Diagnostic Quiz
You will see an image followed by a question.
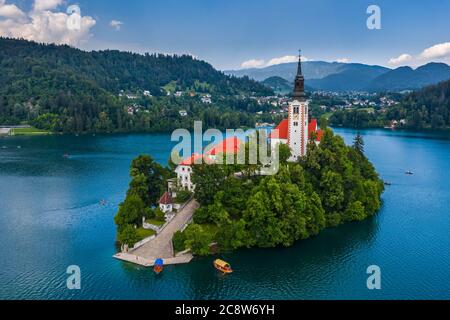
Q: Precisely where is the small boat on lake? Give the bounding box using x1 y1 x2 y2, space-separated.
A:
405 171 414 175
154 258 164 274
214 259 233 274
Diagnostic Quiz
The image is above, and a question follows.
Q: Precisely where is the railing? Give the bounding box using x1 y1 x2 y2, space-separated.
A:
131 235 156 251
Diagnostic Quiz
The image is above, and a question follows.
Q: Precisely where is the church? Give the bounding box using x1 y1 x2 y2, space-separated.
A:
270 53 323 162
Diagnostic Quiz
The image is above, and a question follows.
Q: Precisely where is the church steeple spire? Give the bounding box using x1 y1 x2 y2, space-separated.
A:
293 50 306 101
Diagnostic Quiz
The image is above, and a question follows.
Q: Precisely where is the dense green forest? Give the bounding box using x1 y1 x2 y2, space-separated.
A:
0 38 273 132
173 130 384 254
329 79 450 129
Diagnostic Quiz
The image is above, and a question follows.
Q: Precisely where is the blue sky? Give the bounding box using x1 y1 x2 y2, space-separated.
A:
1 0 450 70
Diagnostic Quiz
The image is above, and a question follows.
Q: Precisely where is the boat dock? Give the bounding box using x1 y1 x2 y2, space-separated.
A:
113 199 199 268
113 252 193 267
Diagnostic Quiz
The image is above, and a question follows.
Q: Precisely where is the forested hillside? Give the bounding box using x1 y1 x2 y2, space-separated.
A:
329 79 450 129
401 78 450 128
0 38 272 132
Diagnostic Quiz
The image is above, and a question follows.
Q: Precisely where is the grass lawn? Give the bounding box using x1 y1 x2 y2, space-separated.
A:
136 228 156 241
146 219 165 227
12 127 51 136
162 80 177 93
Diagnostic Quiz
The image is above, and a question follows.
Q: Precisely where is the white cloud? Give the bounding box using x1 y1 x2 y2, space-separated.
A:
33 0 62 12
420 42 450 60
241 59 265 69
336 58 349 63
0 1 25 20
388 53 413 65
0 0 96 46
240 54 312 69
266 55 298 66
109 20 123 31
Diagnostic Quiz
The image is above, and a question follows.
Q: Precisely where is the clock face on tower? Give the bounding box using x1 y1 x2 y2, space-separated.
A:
293 114 299 120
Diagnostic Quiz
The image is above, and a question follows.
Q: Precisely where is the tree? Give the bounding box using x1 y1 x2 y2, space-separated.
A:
130 155 168 206
319 116 328 129
191 163 227 205
115 195 146 232
117 224 139 247
353 132 365 154
127 173 150 206
304 191 326 235
216 219 248 251
183 224 212 256
278 143 292 165
320 170 344 213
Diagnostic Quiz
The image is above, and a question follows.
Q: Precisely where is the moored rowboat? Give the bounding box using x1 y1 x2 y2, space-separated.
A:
213 259 233 274
154 258 164 274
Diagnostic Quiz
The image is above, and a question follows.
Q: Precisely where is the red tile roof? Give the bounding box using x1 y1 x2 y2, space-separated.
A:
206 137 243 156
308 119 318 133
269 119 289 139
270 118 323 142
159 191 173 205
308 119 323 142
180 153 204 166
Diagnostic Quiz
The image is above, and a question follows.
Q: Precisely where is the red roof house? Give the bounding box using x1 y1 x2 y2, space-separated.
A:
206 137 243 156
269 119 289 139
159 191 173 205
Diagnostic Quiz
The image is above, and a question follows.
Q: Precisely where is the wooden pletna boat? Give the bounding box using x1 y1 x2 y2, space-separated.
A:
154 258 164 274
213 259 233 274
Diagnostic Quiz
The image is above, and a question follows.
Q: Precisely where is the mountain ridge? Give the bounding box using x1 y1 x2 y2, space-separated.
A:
226 61 450 92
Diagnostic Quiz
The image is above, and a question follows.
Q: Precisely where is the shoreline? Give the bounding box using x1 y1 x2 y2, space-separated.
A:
2 124 450 137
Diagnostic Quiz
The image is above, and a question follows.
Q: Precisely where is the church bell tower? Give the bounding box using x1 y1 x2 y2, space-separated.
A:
288 51 309 161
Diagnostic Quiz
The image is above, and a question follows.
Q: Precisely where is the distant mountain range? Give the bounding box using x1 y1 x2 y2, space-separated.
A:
226 61 450 93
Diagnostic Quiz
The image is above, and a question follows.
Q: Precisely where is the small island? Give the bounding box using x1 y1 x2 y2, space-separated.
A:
114 126 383 264
113 56 384 266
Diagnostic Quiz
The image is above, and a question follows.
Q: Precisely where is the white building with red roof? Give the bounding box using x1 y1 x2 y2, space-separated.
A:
175 153 204 192
174 137 243 192
270 53 323 161
159 191 174 214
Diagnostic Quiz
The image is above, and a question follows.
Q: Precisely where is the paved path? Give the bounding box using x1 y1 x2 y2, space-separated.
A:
127 199 199 261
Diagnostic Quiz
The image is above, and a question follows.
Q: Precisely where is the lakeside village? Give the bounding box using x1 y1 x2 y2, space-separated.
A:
114 54 385 274
118 80 406 132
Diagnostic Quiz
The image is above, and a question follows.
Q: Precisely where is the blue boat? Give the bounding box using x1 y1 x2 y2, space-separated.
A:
154 258 164 274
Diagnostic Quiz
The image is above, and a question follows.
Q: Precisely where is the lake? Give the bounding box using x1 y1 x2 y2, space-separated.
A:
0 128 449 300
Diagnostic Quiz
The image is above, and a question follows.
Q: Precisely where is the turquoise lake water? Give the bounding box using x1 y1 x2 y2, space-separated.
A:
0 128 449 300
